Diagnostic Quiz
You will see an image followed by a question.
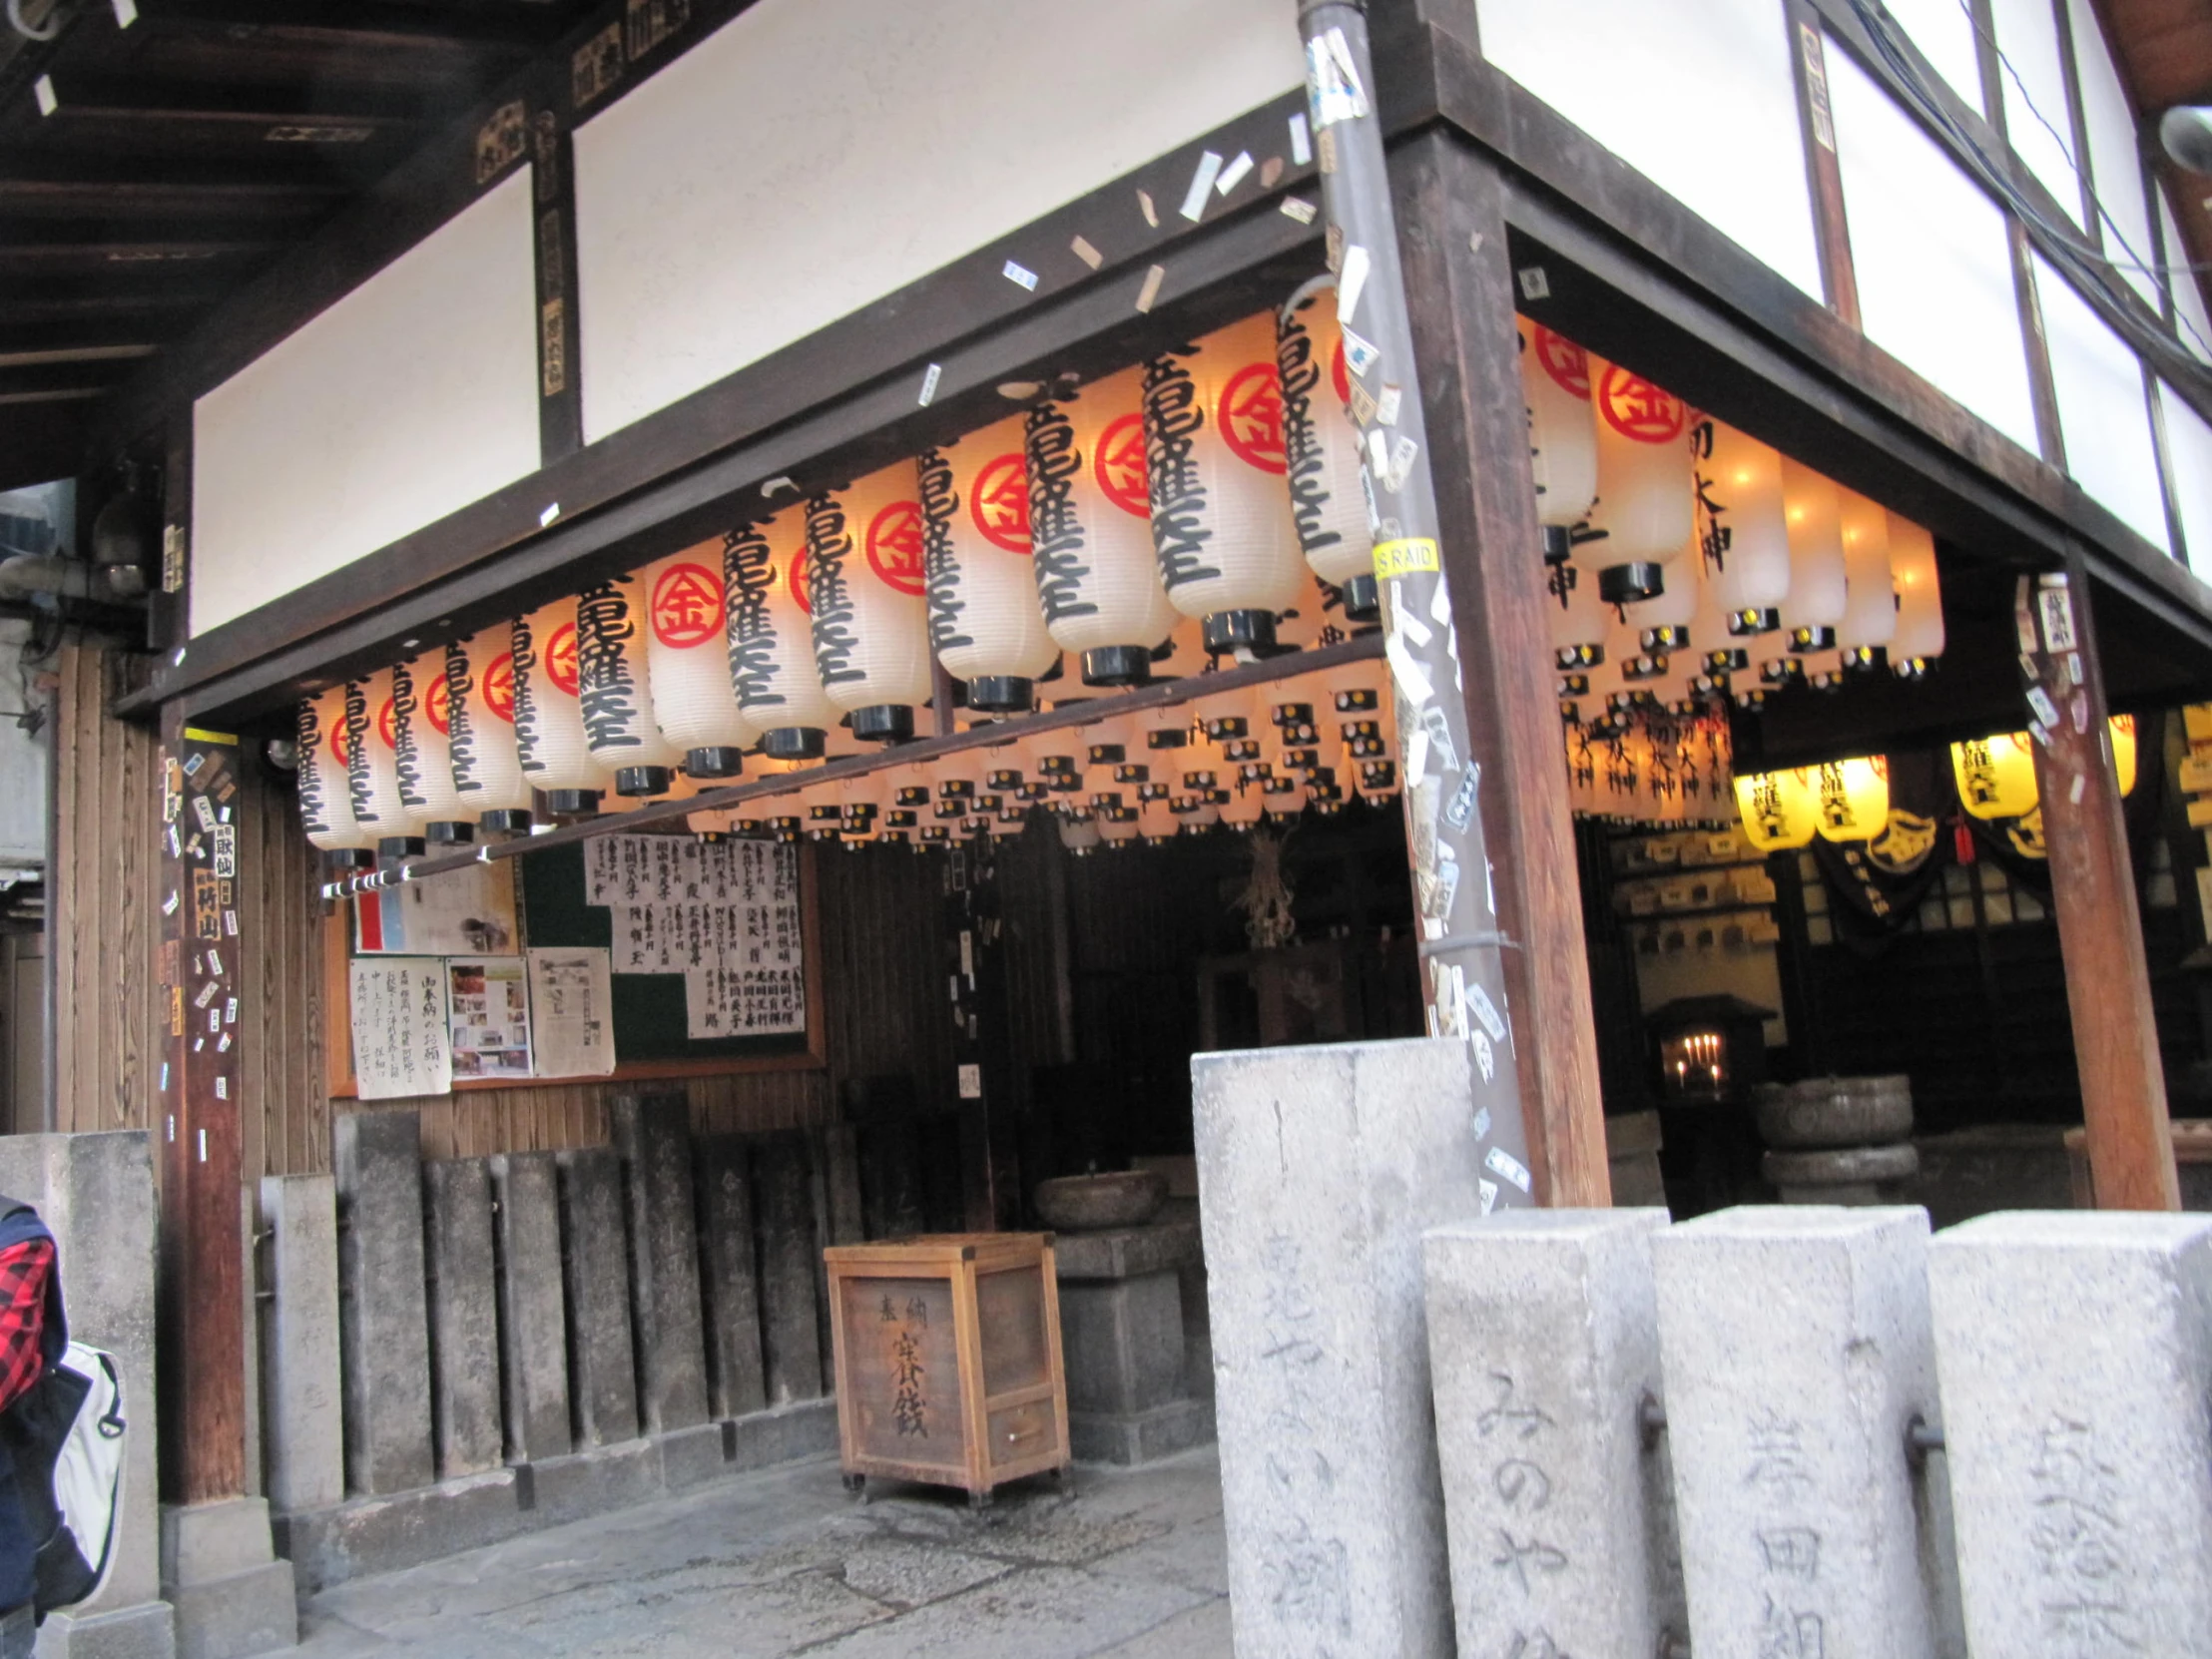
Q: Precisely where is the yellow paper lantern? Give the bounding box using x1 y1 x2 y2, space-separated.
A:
1814 756 1889 841
1950 732 2038 821
2111 714 2137 797
1733 767 1819 850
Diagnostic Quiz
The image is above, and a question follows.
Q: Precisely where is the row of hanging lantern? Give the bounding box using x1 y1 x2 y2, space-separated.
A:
296 293 1392 866
1726 717 2138 852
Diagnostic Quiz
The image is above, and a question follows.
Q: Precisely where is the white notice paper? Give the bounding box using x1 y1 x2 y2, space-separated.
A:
585 837 807 1039
348 957 451 1100
526 947 617 1078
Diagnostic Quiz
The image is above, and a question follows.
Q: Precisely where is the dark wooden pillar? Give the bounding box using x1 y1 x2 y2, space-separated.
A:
1389 131 1611 1206
155 708 250 1501
2019 566 2179 1210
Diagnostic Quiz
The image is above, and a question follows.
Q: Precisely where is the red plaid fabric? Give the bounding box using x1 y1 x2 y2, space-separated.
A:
0 1240 52 1414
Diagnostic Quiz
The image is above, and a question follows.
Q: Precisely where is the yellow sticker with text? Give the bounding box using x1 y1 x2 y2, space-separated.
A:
1372 538 1439 579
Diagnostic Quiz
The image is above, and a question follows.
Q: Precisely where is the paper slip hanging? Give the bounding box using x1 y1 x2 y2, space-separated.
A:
526 947 616 1078
348 956 451 1100
446 956 533 1081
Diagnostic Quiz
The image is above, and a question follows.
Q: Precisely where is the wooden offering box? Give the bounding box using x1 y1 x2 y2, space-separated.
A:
825 1233 1071 1504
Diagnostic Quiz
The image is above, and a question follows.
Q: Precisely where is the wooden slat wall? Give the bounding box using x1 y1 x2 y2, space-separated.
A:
51 641 159 1141
235 756 326 1181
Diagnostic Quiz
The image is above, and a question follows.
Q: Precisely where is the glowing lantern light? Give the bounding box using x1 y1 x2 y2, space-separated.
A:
1950 733 2039 820
809 459 933 742
920 414 1058 713
1546 549 1612 668
643 542 753 778
2111 714 2137 796
446 630 534 833
1887 514 1945 670
1814 756 1890 841
512 600 610 815
1218 774 1269 830
1688 549 1743 685
1144 312 1308 653
1624 529 1700 653
1582 354 1694 603
392 650 472 844
1837 491 1898 666
1060 816 1103 856
1779 458 1848 651
1734 767 1820 850
297 688 373 867
576 573 684 796
1517 317 1600 562
1279 283 1380 619
1702 421 1791 636
1026 364 1184 688
345 668 425 857
728 506 839 761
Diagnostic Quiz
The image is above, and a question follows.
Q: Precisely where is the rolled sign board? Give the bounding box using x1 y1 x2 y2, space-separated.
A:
808 458 932 742
1278 284 1379 617
1517 317 1599 553
1887 513 1945 669
512 600 609 815
921 413 1058 713
447 630 533 831
1701 420 1791 635
644 541 755 777
1144 311 1307 652
346 667 424 856
391 650 472 844
1778 456 1848 650
727 505 838 761
1026 363 1183 687
298 687 373 867
1582 353 1694 603
1837 489 1898 662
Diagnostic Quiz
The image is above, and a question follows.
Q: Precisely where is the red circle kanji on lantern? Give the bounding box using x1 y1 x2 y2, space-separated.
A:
546 623 581 696
377 697 398 753
425 672 451 736
651 562 724 649
1533 325 1591 399
1597 364 1684 443
482 653 516 723
326 717 349 770
968 454 1033 555
1219 361 1288 474
1095 413 1149 518
789 543 813 616
865 500 926 596
1331 336 1351 408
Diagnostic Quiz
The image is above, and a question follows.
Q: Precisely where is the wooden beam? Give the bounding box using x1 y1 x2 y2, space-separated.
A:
2018 562 2181 1209
0 173 343 220
1389 129 1610 1207
1784 0 1863 326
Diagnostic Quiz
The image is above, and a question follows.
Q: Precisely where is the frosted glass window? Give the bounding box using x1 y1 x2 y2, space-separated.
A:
573 0 1304 444
1829 49 2040 453
2066 0 2158 308
2160 185 2212 364
1880 0 1985 114
2035 252 2169 550
2159 383 2212 571
191 168 541 637
1474 0 1822 300
1987 0 2083 226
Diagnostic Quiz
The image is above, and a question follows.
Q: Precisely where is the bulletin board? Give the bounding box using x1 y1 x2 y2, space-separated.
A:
325 834 824 1098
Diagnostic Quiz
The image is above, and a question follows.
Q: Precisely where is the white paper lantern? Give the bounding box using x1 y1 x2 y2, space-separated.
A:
1583 354 1694 603
345 667 424 853
575 572 685 796
512 600 610 814
1687 550 1745 685
1546 549 1612 667
391 650 472 843
809 458 933 741
918 414 1059 714
1025 363 1185 688
1145 311 1308 652
727 507 839 761
1887 513 1945 668
1623 530 1700 652
446 629 534 832
1279 285 1379 615
297 688 373 865
641 540 754 777
1518 317 1599 554
1779 458 1848 650
1701 421 1792 635
1837 490 1898 663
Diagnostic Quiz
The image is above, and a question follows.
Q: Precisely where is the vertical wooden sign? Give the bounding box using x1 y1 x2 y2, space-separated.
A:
155 707 248 1503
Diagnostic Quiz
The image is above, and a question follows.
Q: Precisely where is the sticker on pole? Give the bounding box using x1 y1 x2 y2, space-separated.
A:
1306 27 1371 126
1485 1144 1532 1193
1373 538 1439 579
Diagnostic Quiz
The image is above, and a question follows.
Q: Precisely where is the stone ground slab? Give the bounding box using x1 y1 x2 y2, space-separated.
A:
292 1449 1232 1657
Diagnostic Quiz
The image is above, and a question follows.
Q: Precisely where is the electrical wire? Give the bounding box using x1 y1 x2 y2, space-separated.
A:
1850 0 2212 381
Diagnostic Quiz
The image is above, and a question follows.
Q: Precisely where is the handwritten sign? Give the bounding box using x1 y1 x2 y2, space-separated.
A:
526 947 616 1078
348 957 451 1100
585 835 806 1038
